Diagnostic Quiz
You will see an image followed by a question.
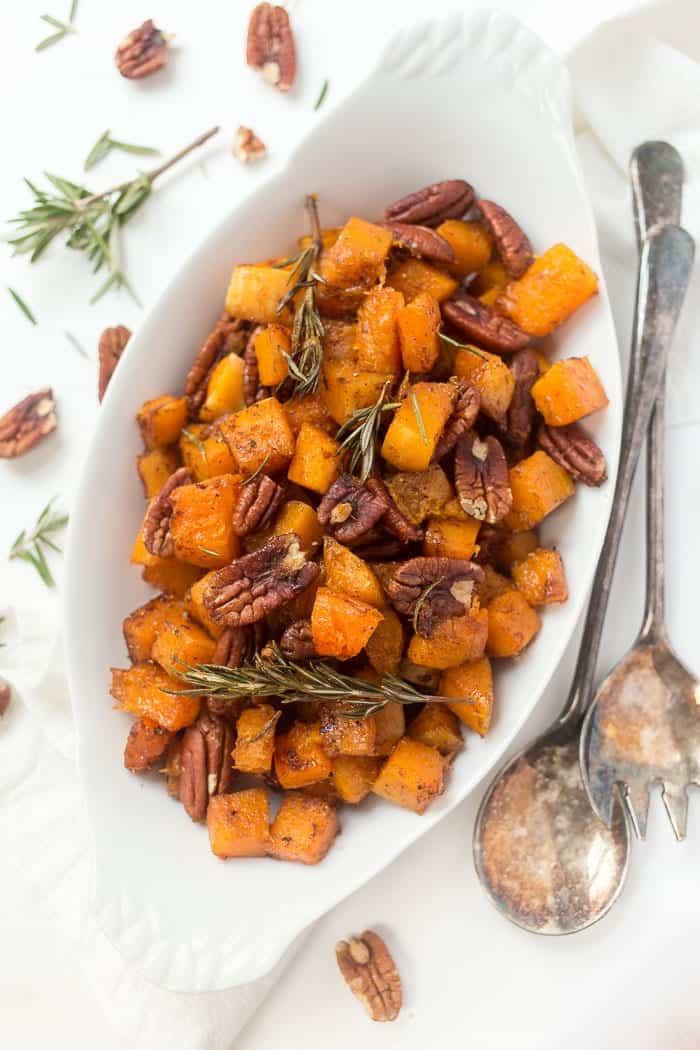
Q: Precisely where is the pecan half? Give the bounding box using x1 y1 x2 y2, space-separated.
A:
0 682 11 718
384 179 474 228
204 534 319 627
503 348 539 447
380 221 454 264
317 475 387 543
432 380 480 461
478 199 533 278
98 325 131 401
233 474 285 536
385 556 484 636
142 467 192 557
365 476 423 543
233 126 267 164
246 3 297 91
212 625 259 667
0 389 57 459
280 618 316 660
179 713 234 821
335 931 402 1022
243 327 270 405
442 293 530 352
184 313 248 417
455 434 512 524
115 20 169 79
537 423 607 486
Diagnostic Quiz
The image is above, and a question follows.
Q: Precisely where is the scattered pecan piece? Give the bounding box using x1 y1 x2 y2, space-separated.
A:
365 476 423 544
385 556 484 636
233 474 285 536
115 19 169 79
204 534 319 627
478 199 533 278
335 931 402 1022
0 388 57 459
0 682 11 718
432 380 480 461
442 293 531 352
124 718 173 773
180 712 235 821
384 179 474 228
455 434 512 524
243 327 270 405
142 467 193 557
280 618 316 660
472 524 502 565
233 125 267 164
246 3 297 91
163 735 182 798
537 423 607 486
503 348 539 446
184 313 248 417
317 475 387 543
98 325 131 401
380 221 454 264
212 625 258 667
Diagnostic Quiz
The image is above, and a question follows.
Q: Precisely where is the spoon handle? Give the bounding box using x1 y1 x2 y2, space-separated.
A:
560 223 694 726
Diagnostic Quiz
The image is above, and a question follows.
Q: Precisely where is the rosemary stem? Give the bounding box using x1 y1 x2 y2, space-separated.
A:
305 193 323 252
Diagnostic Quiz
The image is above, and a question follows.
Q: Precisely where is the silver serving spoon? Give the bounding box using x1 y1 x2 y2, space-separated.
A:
472 190 694 931
581 144 700 841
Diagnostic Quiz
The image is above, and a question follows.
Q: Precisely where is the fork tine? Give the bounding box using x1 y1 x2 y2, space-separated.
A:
622 781 650 840
661 783 688 841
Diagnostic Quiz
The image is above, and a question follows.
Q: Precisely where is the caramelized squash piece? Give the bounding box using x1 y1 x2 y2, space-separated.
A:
408 605 488 670
169 474 242 568
268 791 339 864
385 463 453 525
180 425 239 481
320 217 393 290
199 354 245 421
131 532 203 598
498 243 598 336
225 265 292 325
407 704 463 757
423 514 480 560
124 717 173 773
207 788 270 859
381 382 455 471
437 219 492 278
504 451 575 531
137 395 188 449
254 324 291 386
219 396 295 475
365 607 404 675
512 547 568 605
122 594 190 663
323 537 384 608
287 422 340 494
491 529 539 571
372 737 447 814
332 755 383 803
486 590 541 657
311 587 384 660
440 658 494 736
185 571 225 638
472 259 508 295
283 392 334 436
319 702 378 757
137 447 181 499
355 286 404 375
475 565 512 605
274 721 333 789
151 620 216 676
396 293 441 373
386 258 459 303
531 356 608 426
321 362 391 426
272 500 324 553
454 348 515 422
233 705 279 774
110 662 200 731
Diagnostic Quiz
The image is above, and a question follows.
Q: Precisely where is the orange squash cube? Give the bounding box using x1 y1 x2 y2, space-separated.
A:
207 788 270 859
454 348 515 422
408 605 488 670
475 565 512 605
254 324 292 386
298 227 342 252
283 392 334 436
372 738 447 814
131 531 203 598
384 463 453 525
386 257 459 303
322 319 359 364
224 264 292 325
180 425 239 482
407 704 463 757
365 607 404 676
504 451 575 531
287 422 340 494
440 658 494 736
321 362 391 426
268 792 339 864
124 717 173 773
355 286 404 375
151 620 216 676
332 755 383 803
486 590 541 657
185 571 225 638
110 662 200 731
323 537 384 608
531 356 608 426
472 259 509 295
437 220 492 278
396 292 441 373
381 382 455 471
274 721 333 788
272 500 324 553
423 514 481 560
512 547 568 605
319 702 378 756
320 217 393 290
122 594 190 663
498 243 598 337
311 587 384 660
137 447 181 499
219 396 295 475
490 529 539 571
199 354 245 421
169 474 242 568
137 395 188 449
233 705 279 774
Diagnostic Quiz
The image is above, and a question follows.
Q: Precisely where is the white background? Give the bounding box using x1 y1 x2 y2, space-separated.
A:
2 1 700 1048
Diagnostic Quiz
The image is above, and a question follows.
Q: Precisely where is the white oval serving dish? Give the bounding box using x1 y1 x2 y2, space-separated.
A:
65 9 622 992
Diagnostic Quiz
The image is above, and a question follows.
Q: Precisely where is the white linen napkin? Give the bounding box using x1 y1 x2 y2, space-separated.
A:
2 2 699 1047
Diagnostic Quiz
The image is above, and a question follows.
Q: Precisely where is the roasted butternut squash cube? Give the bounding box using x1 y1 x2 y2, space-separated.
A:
365 607 404 675
225 264 292 325
207 788 270 859
323 537 384 608
132 532 203 597
454 348 515 422
274 721 333 788
254 324 291 386
268 791 339 864
504 451 575 531
381 382 455 471
124 717 173 773
440 658 494 736
491 529 539 571
531 356 608 426
110 662 200 731
385 463 453 525
185 571 225 638
233 704 279 774
423 514 481 560
321 362 391 426
137 447 181 499
319 702 378 756
310 587 384 660
284 392 334 436
272 500 324 553
486 590 541 657
512 547 568 605
372 737 447 814
386 257 459 302
180 425 239 481
219 396 295 475
137 395 188 449
437 219 492 278
287 422 340 494
151 620 216 676
479 287 502 307
407 704 463 757
198 353 246 422
475 565 512 605
408 605 488 670
331 755 383 803
169 474 242 568
373 701 406 755
498 243 598 336
122 594 191 663
396 292 441 373
322 319 358 364
355 286 404 375
472 259 509 295
319 217 393 290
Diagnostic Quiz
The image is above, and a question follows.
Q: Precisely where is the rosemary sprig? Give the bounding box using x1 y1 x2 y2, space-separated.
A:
171 643 447 718
242 453 271 486
7 287 37 325
276 194 325 397
249 709 282 742
314 79 330 111
409 388 428 445
198 546 220 559
8 126 219 304
181 427 206 455
65 330 88 357
412 576 444 633
9 498 68 588
335 379 399 482
36 2 77 51
84 130 161 171
438 330 488 359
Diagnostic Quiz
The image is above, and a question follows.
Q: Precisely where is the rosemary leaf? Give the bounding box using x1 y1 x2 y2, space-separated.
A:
84 130 112 171
9 498 68 588
409 388 428 445
181 427 206 454
69 0 78 20
314 79 330 111
65 330 89 357
438 330 487 359
275 195 325 397
335 380 398 482
412 576 444 633
109 138 161 159
7 287 37 325
36 29 68 51
248 709 282 743
198 546 220 559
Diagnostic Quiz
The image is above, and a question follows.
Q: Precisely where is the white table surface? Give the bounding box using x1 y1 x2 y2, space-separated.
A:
2 2 700 1048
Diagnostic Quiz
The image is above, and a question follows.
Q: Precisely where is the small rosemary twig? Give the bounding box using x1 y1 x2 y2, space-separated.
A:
314 79 330 111
7 287 37 325
36 1 78 51
84 130 160 172
9 498 68 588
276 194 325 397
335 380 399 482
412 577 444 633
438 330 488 359
181 428 206 455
